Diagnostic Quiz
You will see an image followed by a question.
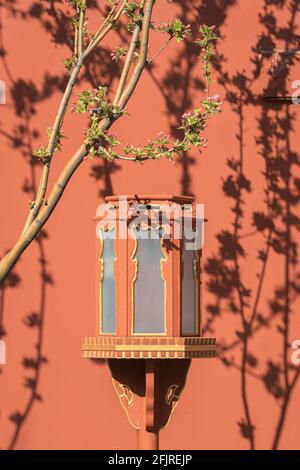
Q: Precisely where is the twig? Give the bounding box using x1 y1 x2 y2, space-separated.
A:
78 3 86 57
91 0 121 47
114 23 141 105
74 21 79 56
147 37 172 65
118 0 156 109
85 1 126 56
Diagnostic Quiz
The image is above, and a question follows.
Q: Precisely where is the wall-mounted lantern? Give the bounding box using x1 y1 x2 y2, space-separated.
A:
82 194 216 450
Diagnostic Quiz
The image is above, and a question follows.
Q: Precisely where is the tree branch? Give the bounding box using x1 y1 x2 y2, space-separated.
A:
0 119 110 284
0 1 156 285
90 0 122 48
114 23 141 105
21 2 126 235
118 0 156 109
84 1 126 56
78 2 86 57
147 37 172 65
21 57 84 235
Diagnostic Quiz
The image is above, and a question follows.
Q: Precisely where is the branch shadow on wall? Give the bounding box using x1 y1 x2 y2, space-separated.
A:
145 0 236 195
203 0 300 450
0 0 122 446
2 0 300 451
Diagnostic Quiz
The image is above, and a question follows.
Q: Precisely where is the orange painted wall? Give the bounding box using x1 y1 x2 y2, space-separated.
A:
1 0 300 450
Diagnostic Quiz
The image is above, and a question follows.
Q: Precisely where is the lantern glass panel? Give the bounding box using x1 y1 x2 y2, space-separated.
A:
133 228 166 334
181 235 198 335
100 229 117 334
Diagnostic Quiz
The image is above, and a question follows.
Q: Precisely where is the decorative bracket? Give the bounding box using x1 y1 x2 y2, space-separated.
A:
108 359 191 449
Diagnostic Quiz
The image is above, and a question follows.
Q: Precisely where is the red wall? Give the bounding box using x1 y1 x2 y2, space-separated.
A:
1 0 300 450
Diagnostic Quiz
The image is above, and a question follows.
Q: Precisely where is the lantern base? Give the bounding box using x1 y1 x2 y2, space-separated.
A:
82 336 216 359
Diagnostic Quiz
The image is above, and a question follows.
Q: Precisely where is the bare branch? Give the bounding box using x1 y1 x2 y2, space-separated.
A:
85 1 126 57
21 57 84 234
147 37 172 65
78 2 86 57
21 1 126 235
116 155 150 161
91 0 121 44
74 21 79 56
114 23 141 105
118 0 156 109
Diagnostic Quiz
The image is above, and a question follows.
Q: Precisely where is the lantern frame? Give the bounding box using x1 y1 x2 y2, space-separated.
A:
82 194 216 359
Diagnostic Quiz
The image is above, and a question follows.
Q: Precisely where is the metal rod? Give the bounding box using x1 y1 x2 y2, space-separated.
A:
137 429 159 450
137 359 159 450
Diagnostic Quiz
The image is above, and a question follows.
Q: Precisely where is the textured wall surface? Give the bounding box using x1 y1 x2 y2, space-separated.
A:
1 0 300 450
